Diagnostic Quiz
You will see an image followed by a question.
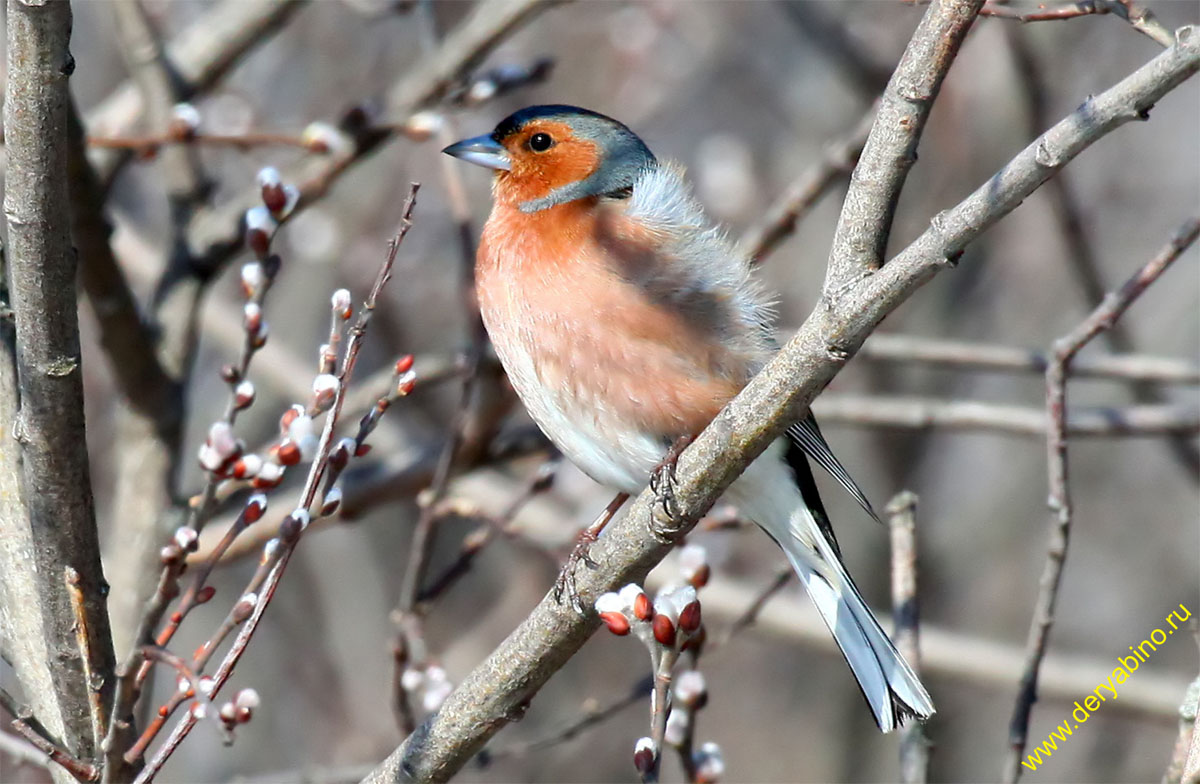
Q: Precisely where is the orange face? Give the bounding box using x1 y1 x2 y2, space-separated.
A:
492 120 602 208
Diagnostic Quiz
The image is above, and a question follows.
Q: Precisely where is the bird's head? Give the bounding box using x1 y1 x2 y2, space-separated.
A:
443 105 655 213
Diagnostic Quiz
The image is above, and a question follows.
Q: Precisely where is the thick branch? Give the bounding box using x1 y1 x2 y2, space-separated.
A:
364 24 1200 784
823 0 984 292
3 0 117 762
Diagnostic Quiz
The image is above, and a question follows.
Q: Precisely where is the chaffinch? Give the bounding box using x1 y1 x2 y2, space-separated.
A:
444 104 933 731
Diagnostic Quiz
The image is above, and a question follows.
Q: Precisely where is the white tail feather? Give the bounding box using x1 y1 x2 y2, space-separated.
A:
726 451 934 732
785 527 934 731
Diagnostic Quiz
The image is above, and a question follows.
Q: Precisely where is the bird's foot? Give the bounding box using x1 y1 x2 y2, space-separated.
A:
552 492 630 614
648 435 693 542
553 529 600 614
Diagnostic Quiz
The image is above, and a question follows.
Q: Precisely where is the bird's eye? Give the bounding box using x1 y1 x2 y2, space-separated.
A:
528 132 554 152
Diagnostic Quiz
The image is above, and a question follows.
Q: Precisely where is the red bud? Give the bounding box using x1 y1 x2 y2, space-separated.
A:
653 614 675 646
633 592 654 621
599 611 631 636
678 601 702 634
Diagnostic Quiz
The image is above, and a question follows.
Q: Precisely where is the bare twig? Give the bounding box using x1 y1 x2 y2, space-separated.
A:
4 0 118 762
363 30 1200 783
811 395 1199 437
886 492 931 784
182 0 561 276
979 0 1175 47
88 0 305 185
858 333 1200 384
1002 216 1200 783
741 106 876 265
1003 23 1200 480
134 187 420 784
1 688 96 782
823 0 984 294
485 677 652 761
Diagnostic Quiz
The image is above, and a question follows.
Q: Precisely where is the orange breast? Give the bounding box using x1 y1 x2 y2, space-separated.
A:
477 201 747 440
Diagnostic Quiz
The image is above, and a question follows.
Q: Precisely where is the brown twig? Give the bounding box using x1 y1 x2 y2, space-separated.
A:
364 31 1200 784
886 492 932 784
1002 216 1200 783
133 186 420 783
4 0 119 763
181 0 560 277
823 0 984 294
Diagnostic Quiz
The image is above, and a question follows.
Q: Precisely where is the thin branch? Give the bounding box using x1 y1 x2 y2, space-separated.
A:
3 0 118 762
811 395 1199 437
979 0 1175 47
485 677 652 762
362 30 1200 783
1003 216 1200 783
1003 22 1200 480
133 186 420 784
823 0 984 294
858 333 1200 384
886 492 931 784
741 106 876 265
87 0 305 185
181 0 561 277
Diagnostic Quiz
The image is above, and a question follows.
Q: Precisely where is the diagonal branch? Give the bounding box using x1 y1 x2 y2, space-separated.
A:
364 19 1200 784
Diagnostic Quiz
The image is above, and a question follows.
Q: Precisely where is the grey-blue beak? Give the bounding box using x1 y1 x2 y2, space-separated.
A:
442 134 511 171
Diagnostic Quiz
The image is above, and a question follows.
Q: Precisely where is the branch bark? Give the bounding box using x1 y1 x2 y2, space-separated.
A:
823 0 984 293
364 18 1200 784
3 0 117 764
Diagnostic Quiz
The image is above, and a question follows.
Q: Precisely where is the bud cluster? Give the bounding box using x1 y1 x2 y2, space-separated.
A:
596 583 703 652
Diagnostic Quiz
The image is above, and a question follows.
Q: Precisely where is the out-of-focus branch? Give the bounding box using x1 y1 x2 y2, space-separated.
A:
858 333 1200 384
182 0 562 276
3 0 118 765
741 106 876 265
1003 23 1200 481
823 0 984 293
811 395 1199 437
646 571 1189 720
87 0 305 185
364 23 1200 784
1003 216 1200 783
886 492 931 784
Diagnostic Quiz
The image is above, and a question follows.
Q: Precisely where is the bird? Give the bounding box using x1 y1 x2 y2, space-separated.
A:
443 104 934 731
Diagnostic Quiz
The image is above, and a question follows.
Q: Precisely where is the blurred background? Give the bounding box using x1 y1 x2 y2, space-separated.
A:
4 0 1199 781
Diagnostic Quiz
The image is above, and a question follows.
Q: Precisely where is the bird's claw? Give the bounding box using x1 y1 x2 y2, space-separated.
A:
649 435 692 541
553 530 599 614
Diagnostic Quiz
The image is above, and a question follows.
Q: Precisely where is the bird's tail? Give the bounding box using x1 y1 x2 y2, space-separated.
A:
781 522 934 732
